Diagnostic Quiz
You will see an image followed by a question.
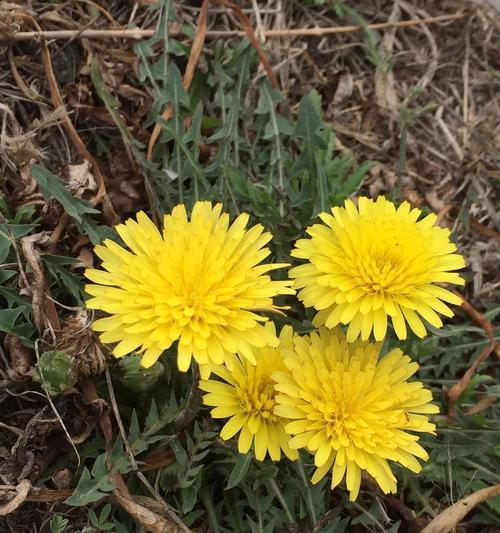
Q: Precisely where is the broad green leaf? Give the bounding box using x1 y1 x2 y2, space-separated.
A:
226 452 253 490
0 307 25 333
49 515 69 533
0 270 17 283
294 92 323 140
0 286 32 311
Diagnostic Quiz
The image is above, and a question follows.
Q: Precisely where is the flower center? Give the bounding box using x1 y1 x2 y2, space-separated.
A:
338 222 433 297
318 398 361 440
238 383 277 421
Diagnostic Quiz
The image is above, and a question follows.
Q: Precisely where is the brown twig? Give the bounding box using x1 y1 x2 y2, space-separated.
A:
447 294 499 417
47 212 71 253
465 395 497 416
0 485 72 503
0 480 31 516
3 12 466 41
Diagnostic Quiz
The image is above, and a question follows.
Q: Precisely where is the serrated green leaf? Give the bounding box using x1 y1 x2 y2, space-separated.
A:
31 165 99 222
64 466 115 506
129 409 141 444
146 399 160 428
43 256 84 303
0 222 38 263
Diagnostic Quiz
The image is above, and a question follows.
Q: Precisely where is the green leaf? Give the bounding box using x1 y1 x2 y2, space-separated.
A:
431 433 497 463
81 219 116 245
256 81 283 114
333 160 375 202
226 452 253 490
43 255 84 303
294 92 323 140
0 286 32 314
485 385 500 397
89 509 100 528
0 270 17 283
30 164 99 222
12 204 37 224
99 503 112 523
30 165 112 245
165 62 190 108
49 514 69 533
292 93 328 214
42 254 76 266
64 466 116 506
0 222 38 263
0 307 25 334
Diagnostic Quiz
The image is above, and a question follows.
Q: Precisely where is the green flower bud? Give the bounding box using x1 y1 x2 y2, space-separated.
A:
116 354 164 392
34 350 77 395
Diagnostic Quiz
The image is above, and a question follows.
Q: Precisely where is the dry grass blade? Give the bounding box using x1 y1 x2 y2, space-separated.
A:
12 13 118 225
447 294 499 416
469 218 500 240
147 0 210 160
421 484 500 533
375 0 400 113
21 234 60 334
211 0 278 88
113 485 184 533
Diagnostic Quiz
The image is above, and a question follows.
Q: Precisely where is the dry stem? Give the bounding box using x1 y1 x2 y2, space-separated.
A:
3 12 465 41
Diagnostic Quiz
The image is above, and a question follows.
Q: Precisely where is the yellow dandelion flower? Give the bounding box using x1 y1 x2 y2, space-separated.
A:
200 324 298 462
85 201 294 372
273 327 439 501
290 196 465 342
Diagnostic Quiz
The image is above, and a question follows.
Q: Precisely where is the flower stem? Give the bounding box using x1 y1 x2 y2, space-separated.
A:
269 478 294 524
175 362 202 431
296 454 318 527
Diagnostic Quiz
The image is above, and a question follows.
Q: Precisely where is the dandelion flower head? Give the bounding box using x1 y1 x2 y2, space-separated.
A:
273 327 438 501
85 202 293 372
290 196 465 342
200 324 298 462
